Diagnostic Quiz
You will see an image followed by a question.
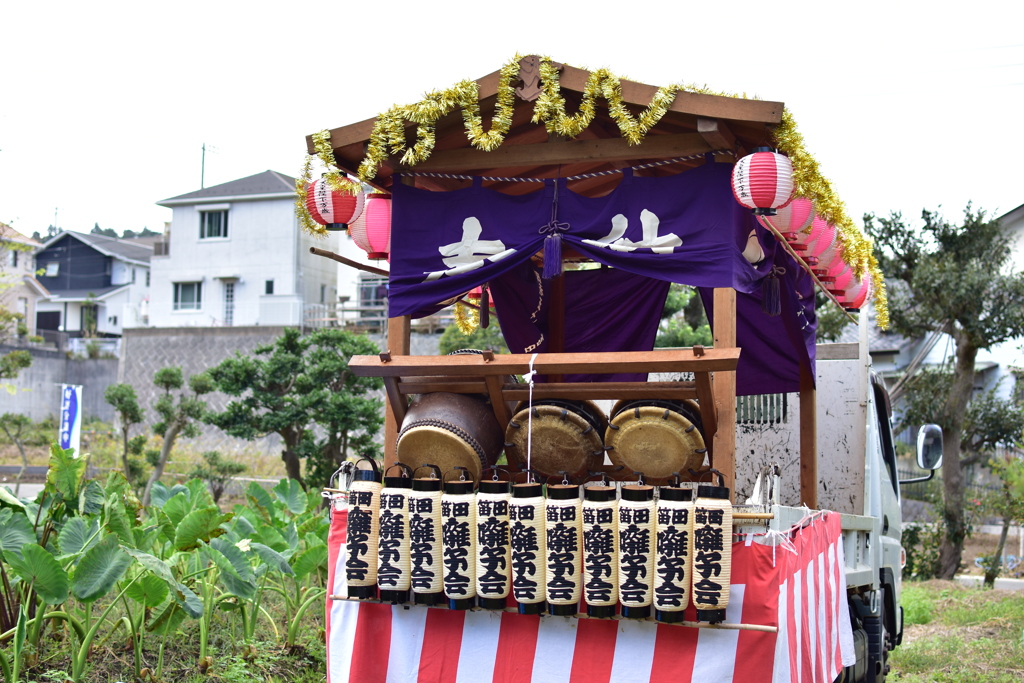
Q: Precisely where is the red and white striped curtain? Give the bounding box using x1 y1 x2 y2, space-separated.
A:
326 505 854 683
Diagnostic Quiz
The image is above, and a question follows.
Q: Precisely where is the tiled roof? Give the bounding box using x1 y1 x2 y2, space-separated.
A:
58 232 153 263
0 223 40 246
158 170 296 205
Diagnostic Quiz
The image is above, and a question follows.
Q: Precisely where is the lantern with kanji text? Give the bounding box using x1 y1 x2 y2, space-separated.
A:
305 177 364 230
731 147 795 216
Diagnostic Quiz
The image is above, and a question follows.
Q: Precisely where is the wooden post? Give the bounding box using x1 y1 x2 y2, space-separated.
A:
799 359 818 509
712 288 736 500
383 315 411 469
548 275 566 382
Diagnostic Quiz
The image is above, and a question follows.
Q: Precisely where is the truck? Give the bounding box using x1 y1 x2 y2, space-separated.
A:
311 54 942 683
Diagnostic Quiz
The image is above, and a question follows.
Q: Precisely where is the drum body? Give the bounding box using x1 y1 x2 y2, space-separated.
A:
397 392 504 483
605 399 706 480
505 399 606 479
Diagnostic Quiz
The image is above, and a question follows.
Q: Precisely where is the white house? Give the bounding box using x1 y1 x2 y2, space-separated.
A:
33 231 152 337
150 170 339 328
1 224 48 337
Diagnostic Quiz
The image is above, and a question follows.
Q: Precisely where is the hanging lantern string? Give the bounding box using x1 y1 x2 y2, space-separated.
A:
399 150 734 183
524 352 539 482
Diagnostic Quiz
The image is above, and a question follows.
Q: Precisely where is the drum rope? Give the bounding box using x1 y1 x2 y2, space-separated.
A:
524 352 539 481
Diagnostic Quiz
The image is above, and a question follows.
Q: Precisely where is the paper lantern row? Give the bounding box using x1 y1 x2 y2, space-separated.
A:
344 473 735 624
305 180 392 260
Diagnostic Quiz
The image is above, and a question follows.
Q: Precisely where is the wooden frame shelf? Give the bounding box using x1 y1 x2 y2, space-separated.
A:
349 347 740 468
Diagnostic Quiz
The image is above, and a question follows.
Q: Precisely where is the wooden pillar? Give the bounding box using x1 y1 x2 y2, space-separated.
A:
383 315 411 469
799 359 818 509
712 288 736 500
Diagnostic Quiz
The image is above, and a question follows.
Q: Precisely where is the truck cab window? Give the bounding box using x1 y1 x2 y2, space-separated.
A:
872 377 899 496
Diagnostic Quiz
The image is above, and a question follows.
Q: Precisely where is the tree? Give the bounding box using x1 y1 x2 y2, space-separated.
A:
439 318 510 355
0 413 33 494
204 327 383 488
865 205 1024 578
980 455 1024 588
141 366 214 505
655 284 712 348
104 383 145 480
90 223 118 239
188 451 246 503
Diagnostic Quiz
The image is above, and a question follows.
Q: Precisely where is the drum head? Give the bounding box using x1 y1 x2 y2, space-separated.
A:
505 401 606 479
605 404 706 480
397 425 487 483
612 398 703 433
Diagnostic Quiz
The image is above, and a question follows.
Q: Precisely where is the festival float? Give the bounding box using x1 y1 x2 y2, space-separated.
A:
304 55 937 683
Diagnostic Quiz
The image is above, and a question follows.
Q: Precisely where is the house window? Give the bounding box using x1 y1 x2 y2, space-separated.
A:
320 284 326 304
6 249 17 268
132 268 136 284
173 282 203 310
736 393 788 424
45 262 59 277
358 275 388 319
265 279 274 295
146 270 150 287
224 282 235 326
200 210 228 239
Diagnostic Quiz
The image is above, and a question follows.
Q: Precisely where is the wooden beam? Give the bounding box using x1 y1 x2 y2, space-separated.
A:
412 133 711 172
696 118 737 153
351 348 741 377
383 315 411 469
799 359 818 509
557 64 783 124
502 381 698 402
712 288 737 501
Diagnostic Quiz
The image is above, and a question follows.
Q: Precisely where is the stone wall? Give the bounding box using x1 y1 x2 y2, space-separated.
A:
0 345 119 422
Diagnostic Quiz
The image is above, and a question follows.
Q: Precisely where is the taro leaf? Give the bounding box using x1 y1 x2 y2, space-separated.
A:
233 514 256 537
303 532 326 548
210 537 253 581
0 510 37 562
104 493 135 548
185 478 214 508
283 522 300 550
122 546 203 618
162 493 192 528
46 443 86 504
254 524 288 553
297 514 328 539
71 533 131 602
147 600 187 634
0 485 26 510
154 509 176 545
104 470 142 517
205 543 256 601
273 479 307 515
12 543 69 604
246 482 276 523
250 542 294 575
125 573 169 607
290 544 328 579
174 506 233 551
78 480 105 515
149 481 189 508
58 517 100 556
133 524 162 550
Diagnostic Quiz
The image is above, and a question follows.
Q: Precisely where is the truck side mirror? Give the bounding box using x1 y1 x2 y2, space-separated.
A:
916 424 943 471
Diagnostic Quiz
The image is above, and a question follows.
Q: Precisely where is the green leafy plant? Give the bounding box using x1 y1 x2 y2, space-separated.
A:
188 451 247 503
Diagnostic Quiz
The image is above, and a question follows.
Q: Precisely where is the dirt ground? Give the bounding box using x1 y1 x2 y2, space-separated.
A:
961 531 1024 577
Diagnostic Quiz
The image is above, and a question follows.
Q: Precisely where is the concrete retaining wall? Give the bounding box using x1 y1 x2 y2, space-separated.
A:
0 345 119 422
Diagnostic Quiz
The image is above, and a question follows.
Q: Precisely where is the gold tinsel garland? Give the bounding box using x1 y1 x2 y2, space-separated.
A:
454 301 479 335
296 55 888 327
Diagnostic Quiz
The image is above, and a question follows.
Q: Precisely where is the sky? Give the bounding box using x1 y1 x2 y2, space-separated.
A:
1 1 1022 240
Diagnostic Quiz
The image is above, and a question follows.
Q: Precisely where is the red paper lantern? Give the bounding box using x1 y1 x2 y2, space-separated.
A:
305 178 364 230
731 147 795 215
351 193 391 259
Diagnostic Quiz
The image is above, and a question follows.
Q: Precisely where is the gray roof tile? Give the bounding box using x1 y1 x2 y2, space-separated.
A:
158 170 296 205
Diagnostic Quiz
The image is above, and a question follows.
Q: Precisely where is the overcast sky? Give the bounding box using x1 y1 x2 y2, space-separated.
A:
2 1 1022 239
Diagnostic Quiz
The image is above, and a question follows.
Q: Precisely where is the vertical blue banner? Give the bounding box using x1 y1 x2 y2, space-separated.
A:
59 384 82 456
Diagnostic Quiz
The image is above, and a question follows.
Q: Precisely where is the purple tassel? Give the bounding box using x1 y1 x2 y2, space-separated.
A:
762 267 782 316
543 232 563 279
480 284 490 328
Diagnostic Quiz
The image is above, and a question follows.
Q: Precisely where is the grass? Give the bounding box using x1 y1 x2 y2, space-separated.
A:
891 580 1024 682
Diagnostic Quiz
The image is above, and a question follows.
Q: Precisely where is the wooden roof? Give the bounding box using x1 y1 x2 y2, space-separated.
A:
305 57 784 198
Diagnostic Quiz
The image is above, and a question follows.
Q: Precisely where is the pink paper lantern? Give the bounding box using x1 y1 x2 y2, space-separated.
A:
305 178 364 230
805 223 837 259
351 193 391 259
731 147 795 215
841 274 872 309
770 197 814 233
